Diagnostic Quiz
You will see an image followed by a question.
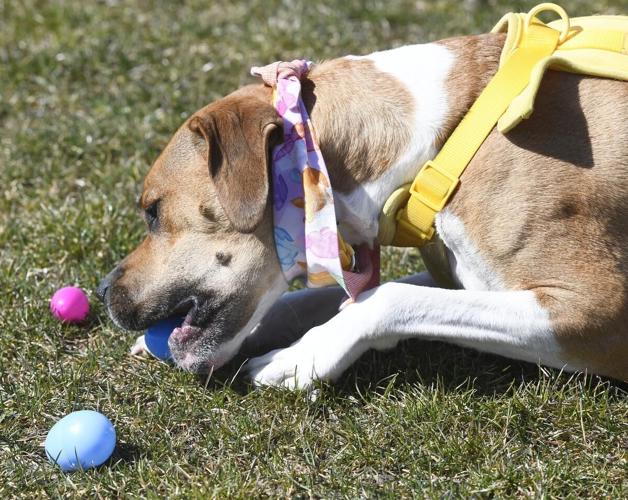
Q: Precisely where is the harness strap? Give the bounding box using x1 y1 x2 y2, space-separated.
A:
559 29 627 52
390 20 560 247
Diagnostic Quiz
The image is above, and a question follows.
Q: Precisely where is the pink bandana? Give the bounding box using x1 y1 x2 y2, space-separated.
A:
251 60 379 301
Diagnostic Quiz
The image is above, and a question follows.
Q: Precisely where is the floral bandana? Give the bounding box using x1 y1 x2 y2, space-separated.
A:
251 60 379 301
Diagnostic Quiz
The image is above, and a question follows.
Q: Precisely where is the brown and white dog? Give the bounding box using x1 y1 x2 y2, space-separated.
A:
97 32 628 387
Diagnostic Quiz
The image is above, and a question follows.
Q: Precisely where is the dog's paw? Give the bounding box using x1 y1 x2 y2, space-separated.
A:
246 323 363 389
246 346 319 389
130 334 150 357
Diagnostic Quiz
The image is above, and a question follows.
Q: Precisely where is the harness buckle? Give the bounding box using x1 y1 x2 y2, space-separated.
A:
394 216 434 246
408 160 460 213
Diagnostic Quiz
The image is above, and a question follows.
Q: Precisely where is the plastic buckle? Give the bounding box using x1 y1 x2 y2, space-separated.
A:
408 160 460 212
395 213 434 247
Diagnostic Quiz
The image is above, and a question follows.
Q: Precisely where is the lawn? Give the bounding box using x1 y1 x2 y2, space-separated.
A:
1 0 627 496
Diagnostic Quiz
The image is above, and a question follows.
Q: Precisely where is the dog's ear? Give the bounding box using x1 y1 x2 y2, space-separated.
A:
189 99 282 233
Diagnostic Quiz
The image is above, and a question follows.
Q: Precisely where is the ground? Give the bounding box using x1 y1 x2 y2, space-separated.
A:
1 0 627 497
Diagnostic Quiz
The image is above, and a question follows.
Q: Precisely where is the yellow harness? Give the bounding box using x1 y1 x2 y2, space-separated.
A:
378 3 628 258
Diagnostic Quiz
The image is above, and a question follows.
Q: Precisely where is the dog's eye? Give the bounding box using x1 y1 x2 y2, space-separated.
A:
144 201 159 231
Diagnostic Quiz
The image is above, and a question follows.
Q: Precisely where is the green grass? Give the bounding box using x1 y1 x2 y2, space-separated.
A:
1 0 627 496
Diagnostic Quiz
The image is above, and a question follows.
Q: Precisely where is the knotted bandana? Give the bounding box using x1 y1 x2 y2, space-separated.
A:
251 60 379 301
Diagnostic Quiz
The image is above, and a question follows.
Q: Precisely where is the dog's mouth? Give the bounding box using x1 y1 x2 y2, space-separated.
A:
162 295 237 372
167 297 206 346
171 319 203 346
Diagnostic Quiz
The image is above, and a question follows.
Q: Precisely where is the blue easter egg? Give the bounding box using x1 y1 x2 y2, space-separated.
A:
145 317 183 360
45 410 116 472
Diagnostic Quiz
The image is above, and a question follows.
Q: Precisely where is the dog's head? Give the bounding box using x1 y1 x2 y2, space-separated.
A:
97 85 289 372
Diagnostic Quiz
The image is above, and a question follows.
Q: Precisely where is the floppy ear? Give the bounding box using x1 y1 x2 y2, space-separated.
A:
188 99 282 233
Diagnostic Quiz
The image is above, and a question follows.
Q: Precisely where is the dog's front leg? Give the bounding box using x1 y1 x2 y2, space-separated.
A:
239 285 348 357
246 281 568 389
241 271 439 357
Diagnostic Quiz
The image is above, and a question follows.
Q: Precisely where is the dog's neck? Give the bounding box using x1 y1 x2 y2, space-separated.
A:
303 33 504 246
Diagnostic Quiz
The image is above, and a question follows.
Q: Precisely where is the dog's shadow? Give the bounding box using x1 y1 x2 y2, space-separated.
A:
200 339 627 399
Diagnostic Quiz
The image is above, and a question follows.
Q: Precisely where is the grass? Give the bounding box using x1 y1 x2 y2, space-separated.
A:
1 0 627 496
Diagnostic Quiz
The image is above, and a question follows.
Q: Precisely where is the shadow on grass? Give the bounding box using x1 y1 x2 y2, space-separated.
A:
110 440 147 466
200 339 628 400
349 343 628 403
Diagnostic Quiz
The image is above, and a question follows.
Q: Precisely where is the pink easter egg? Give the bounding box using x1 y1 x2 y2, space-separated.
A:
50 286 90 323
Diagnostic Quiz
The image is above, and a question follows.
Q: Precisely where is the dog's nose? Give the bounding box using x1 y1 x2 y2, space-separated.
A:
96 267 122 303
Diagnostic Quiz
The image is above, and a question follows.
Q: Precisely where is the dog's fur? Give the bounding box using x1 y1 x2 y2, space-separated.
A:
98 32 628 386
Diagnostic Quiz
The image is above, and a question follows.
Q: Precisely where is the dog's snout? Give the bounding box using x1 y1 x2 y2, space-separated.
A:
96 267 123 303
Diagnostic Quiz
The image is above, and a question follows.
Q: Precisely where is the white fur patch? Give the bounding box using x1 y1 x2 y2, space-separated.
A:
337 43 454 244
436 209 506 291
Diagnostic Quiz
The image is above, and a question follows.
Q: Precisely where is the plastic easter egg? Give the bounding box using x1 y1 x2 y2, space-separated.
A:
50 286 90 323
44 410 116 472
145 317 183 360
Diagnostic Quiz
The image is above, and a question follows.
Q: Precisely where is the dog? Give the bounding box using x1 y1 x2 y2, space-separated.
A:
97 31 628 388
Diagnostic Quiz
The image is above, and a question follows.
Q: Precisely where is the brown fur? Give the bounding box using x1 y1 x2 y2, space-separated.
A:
441 36 628 381
436 33 506 147
188 87 283 232
303 58 415 192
